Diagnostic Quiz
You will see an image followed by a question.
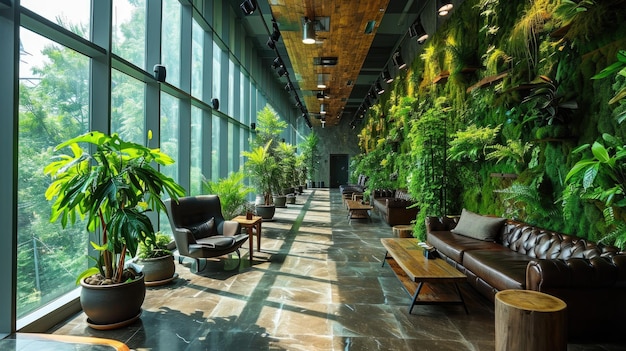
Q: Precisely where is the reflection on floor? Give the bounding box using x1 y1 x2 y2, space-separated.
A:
51 189 626 350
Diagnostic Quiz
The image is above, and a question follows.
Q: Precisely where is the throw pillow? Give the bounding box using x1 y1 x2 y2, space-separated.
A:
188 217 215 239
451 208 505 241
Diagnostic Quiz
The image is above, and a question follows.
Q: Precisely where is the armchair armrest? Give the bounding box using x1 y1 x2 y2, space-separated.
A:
222 220 241 236
425 216 459 232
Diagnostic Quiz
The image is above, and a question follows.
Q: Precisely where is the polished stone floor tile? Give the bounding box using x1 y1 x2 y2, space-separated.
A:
49 189 626 350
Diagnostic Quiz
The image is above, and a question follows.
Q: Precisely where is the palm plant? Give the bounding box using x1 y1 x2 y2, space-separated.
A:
242 141 278 205
44 131 185 284
202 170 253 219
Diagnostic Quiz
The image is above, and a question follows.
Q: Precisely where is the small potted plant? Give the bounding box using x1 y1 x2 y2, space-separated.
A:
44 131 185 329
242 141 278 219
136 232 176 286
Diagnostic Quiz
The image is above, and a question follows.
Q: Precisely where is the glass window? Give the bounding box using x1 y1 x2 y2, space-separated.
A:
21 0 91 40
159 92 180 231
228 58 235 117
162 0 181 88
111 69 146 144
211 113 220 181
190 106 203 195
17 28 90 318
191 20 204 99
228 122 234 172
212 42 221 102
112 0 146 70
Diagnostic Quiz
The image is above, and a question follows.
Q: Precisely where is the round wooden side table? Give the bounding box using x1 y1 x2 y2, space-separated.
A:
392 224 413 238
495 289 567 351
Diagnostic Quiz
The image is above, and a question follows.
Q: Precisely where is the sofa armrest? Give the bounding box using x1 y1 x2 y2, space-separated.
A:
425 216 459 232
526 256 625 290
222 220 242 236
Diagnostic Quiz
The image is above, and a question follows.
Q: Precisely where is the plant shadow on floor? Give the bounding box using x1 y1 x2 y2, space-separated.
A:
129 309 284 350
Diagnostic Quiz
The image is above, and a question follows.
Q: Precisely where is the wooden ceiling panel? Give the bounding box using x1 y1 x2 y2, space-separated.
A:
269 0 390 126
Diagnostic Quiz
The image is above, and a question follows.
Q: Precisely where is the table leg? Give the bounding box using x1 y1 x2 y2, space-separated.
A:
409 282 424 314
256 222 261 251
455 283 469 314
382 251 388 267
247 226 254 263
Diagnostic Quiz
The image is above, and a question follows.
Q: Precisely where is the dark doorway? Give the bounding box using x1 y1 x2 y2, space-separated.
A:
329 154 349 188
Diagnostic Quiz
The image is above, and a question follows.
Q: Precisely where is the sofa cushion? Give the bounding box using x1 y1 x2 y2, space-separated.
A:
428 231 505 264
451 209 506 241
189 217 215 239
463 250 532 291
387 198 413 208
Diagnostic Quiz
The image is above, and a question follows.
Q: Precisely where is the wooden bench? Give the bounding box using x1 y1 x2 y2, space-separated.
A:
381 238 468 314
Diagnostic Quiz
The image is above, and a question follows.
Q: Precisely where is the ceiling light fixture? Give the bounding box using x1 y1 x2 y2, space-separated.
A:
276 66 288 77
270 20 281 41
320 103 327 115
266 37 275 49
393 49 407 70
382 68 394 84
271 57 283 69
375 81 385 95
317 74 327 89
317 91 325 100
302 17 316 44
239 0 256 16
438 3 454 17
409 21 429 44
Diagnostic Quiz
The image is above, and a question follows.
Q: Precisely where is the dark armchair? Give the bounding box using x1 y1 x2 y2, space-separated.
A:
164 195 249 271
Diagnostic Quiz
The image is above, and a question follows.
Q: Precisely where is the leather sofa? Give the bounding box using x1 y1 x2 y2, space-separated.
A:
426 211 626 340
372 189 419 226
339 174 368 195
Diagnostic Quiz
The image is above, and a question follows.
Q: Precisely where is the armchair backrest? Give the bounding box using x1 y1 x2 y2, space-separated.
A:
165 195 228 234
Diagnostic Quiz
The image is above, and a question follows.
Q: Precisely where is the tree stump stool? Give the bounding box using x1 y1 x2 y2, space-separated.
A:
495 290 567 351
392 225 413 238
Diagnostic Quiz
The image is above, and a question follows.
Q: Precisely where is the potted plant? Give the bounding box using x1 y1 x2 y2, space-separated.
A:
136 232 176 286
202 170 254 219
242 141 278 219
44 131 185 329
300 131 319 188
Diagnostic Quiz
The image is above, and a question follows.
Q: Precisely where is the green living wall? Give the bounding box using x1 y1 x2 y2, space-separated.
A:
355 0 626 247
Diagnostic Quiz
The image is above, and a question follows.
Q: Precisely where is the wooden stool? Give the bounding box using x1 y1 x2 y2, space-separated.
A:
392 224 413 238
495 290 567 351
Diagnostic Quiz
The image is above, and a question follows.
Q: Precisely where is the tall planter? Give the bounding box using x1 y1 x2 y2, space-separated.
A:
80 274 146 329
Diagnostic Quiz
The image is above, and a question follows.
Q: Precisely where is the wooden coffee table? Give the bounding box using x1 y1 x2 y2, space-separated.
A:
345 199 373 223
381 238 468 314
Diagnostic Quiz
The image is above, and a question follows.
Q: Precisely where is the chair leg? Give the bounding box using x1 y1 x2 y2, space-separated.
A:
194 258 207 272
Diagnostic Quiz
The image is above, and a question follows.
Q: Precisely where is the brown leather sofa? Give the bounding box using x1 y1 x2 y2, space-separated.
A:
426 214 626 340
372 189 419 226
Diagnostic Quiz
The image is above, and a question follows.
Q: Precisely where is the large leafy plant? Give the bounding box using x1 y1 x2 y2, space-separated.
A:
202 170 253 219
242 141 278 205
565 135 626 248
44 131 185 284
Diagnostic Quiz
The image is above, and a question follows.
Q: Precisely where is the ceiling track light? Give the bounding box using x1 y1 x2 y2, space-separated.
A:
320 103 327 115
270 20 281 41
266 37 275 49
302 17 316 44
277 66 288 77
271 57 283 69
317 91 325 100
285 82 294 91
375 81 385 95
438 3 454 16
317 74 327 89
409 21 429 44
393 49 407 70
382 68 394 84
239 0 256 16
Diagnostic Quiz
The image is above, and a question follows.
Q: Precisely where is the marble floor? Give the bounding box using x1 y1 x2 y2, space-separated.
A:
51 189 626 350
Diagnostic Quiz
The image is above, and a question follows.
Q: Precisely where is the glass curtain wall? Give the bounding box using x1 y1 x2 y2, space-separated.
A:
4 0 305 333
